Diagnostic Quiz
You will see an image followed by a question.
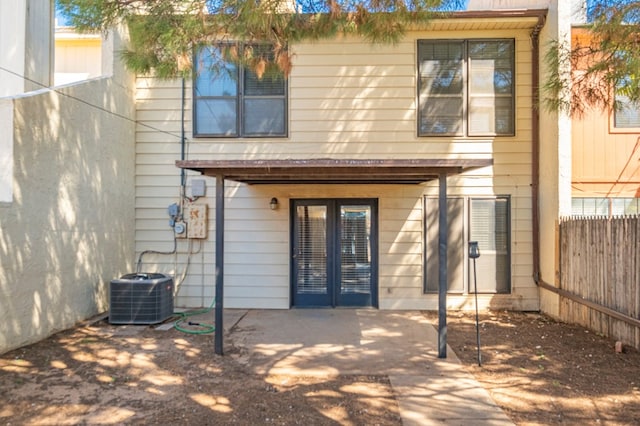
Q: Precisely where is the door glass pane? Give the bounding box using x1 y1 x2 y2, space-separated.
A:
340 206 371 294
296 205 327 294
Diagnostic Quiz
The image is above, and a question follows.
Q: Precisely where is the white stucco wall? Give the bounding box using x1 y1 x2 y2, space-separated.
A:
24 0 54 92
537 0 576 317
0 101 13 202
0 0 52 97
0 30 136 355
0 1 27 97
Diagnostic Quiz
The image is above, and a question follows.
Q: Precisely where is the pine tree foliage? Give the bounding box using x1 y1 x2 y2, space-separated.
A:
57 0 464 78
544 0 640 116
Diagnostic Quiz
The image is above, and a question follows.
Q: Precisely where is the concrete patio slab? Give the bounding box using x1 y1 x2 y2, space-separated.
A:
226 309 513 425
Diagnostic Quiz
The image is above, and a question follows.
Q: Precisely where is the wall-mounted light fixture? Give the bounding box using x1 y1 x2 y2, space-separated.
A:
270 197 279 210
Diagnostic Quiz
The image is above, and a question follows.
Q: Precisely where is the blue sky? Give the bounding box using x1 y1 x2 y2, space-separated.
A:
55 9 72 26
56 1 630 26
55 0 470 25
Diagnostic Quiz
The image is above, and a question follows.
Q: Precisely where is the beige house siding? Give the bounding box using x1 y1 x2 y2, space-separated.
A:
135 28 538 311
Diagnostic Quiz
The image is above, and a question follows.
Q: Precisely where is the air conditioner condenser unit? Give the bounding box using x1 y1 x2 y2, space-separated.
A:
109 273 174 325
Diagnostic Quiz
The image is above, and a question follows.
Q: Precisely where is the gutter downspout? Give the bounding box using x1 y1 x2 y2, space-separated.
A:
531 12 546 287
181 77 187 189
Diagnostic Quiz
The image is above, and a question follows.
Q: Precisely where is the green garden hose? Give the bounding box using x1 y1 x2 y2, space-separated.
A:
173 299 215 334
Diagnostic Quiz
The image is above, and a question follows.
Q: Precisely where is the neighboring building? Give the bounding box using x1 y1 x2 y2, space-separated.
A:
570 27 640 217
54 26 102 86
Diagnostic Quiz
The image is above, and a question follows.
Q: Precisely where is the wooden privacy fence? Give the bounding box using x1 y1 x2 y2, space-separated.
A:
559 216 640 350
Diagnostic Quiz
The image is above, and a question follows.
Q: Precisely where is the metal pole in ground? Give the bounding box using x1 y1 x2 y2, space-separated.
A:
469 241 481 367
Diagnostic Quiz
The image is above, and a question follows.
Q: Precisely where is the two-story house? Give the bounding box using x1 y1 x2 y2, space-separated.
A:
2 0 583 353
135 6 550 313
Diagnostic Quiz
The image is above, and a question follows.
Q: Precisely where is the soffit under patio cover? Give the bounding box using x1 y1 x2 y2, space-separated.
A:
424 9 547 32
176 158 493 184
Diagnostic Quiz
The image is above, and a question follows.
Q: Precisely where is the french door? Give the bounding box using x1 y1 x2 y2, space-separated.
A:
291 199 378 307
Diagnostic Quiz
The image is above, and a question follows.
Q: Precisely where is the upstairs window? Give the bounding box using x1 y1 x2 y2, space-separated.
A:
418 39 515 137
193 44 287 137
613 92 640 129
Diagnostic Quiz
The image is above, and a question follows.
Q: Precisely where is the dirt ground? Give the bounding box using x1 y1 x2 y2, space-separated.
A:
426 311 640 425
1 310 639 425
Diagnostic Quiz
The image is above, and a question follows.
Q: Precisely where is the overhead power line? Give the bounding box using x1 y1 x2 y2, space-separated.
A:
0 65 183 141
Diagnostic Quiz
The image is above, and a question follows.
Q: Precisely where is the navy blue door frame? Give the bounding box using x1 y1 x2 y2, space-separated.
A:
291 199 378 308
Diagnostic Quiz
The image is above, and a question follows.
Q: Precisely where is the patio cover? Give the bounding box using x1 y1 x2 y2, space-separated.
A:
176 158 491 184
177 158 493 357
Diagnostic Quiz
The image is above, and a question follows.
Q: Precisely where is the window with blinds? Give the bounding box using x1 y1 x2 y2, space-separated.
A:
418 39 515 137
613 93 640 129
418 41 464 135
194 43 287 137
423 196 511 294
469 197 510 294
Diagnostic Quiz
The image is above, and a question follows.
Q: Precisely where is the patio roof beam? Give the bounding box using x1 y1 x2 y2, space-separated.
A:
176 158 492 185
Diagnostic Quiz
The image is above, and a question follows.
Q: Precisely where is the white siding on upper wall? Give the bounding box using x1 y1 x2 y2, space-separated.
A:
135 27 538 311
54 33 102 85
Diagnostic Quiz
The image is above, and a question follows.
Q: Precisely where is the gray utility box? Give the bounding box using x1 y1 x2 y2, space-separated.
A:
109 273 174 325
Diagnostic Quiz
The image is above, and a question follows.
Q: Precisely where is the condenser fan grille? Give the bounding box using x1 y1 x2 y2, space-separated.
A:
109 273 174 325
